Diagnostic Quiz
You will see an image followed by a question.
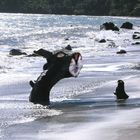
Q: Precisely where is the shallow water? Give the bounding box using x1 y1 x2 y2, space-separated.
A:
0 13 140 140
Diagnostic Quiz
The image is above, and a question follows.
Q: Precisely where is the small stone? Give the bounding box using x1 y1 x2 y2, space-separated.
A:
9 49 27 56
116 49 127 54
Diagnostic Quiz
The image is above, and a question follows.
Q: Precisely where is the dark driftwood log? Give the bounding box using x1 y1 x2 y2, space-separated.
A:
29 49 82 105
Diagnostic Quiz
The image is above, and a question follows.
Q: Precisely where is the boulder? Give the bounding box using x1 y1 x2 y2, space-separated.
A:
116 49 127 54
120 22 133 29
65 45 72 50
65 38 69 41
113 26 120 31
9 49 27 56
99 39 106 43
100 22 119 31
134 32 140 34
132 42 140 45
132 32 140 39
133 35 140 39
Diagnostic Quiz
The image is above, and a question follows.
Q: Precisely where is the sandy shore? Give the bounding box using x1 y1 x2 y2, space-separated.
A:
79 75 140 140
46 75 140 140
1 75 140 140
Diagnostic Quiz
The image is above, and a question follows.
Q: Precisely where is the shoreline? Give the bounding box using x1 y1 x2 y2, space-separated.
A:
0 12 139 18
0 73 140 140
49 75 140 140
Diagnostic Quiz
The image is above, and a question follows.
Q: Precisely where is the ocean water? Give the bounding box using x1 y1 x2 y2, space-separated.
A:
0 13 140 140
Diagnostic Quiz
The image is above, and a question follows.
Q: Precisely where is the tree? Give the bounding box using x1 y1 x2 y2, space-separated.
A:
0 0 139 16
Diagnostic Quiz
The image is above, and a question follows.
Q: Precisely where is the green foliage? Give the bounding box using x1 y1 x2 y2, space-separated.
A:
0 0 139 16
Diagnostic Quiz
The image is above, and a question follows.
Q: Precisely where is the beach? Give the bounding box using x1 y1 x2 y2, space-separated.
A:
0 13 140 140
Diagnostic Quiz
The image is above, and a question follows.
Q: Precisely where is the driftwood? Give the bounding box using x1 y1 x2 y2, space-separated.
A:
29 48 82 105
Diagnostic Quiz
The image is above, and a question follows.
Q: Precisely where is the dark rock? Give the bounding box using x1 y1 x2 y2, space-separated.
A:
9 49 27 56
116 49 127 54
65 38 69 41
133 33 140 39
100 22 119 31
134 32 140 34
65 45 72 50
113 26 120 31
99 39 106 43
133 34 138 39
114 80 129 100
132 42 140 45
120 22 133 29
103 22 114 30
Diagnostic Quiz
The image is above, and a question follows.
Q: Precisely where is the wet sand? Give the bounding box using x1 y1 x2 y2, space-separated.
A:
0 75 140 140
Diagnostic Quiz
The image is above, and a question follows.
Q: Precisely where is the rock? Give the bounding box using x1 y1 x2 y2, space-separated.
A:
132 42 140 45
27 53 40 57
65 38 69 41
99 39 106 43
116 49 127 54
134 32 140 34
114 80 129 100
100 22 119 31
133 35 140 39
113 26 120 31
120 22 133 29
132 32 140 39
9 49 27 56
65 45 72 50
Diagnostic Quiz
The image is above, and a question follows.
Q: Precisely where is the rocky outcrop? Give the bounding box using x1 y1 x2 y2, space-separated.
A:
9 49 27 56
99 39 106 43
120 22 133 29
132 42 140 45
133 32 140 39
100 22 119 31
116 49 127 54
